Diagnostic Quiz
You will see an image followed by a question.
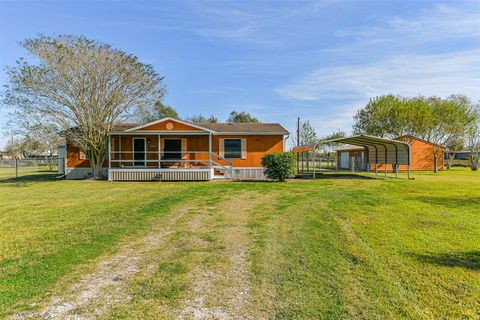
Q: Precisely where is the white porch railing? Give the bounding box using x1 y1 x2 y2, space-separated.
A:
108 151 233 178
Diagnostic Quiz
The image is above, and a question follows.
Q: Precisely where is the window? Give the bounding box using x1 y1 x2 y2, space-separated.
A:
163 139 182 160
79 150 87 160
224 139 242 159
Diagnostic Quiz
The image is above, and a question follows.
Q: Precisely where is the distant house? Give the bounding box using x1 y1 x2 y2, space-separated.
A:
336 135 444 171
336 145 368 171
444 150 470 167
0 151 14 160
65 117 289 181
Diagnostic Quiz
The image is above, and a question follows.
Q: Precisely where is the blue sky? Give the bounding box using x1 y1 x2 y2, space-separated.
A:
0 0 479 148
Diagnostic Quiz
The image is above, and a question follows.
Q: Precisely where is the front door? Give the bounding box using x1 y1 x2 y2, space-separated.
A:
340 152 349 169
163 139 182 160
133 138 146 166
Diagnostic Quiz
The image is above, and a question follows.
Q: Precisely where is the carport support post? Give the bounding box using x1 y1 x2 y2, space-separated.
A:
394 144 399 179
301 152 304 175
313 151 316 179
407 144 411 180
307 151 310 173
296 117 300 175
384 145 388 177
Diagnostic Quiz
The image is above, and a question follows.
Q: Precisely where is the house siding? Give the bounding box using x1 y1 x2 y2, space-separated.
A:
213 135 284 167
372 137 444 171
66 134 284 169
137 120 203 131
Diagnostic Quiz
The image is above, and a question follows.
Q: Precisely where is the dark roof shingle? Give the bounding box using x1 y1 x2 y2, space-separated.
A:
114 121 288 134
201 122 288 133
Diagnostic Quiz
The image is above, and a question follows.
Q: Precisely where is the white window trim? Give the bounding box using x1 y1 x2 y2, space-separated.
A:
223 138 243 159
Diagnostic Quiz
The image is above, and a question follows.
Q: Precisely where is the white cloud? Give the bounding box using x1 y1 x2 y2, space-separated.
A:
276 2 480 136
276 50 480 101
193 0 339 42
331 3 480 53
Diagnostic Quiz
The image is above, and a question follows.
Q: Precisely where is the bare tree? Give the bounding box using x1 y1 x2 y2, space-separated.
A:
5 138 25 158
317 130 346 168
3 35 165 178
424 95 477 173
291 120 318 147
445 136 464 169
466 108 480 171
136 100 178 122
184 114 218 123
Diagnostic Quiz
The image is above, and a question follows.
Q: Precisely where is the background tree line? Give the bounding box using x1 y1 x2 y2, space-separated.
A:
136 102 260 124
352 94 479 171
294 94 479 172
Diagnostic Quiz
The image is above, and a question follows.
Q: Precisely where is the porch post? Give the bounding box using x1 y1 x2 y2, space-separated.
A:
108 135 112 181
407 144 411 180
119 135 122 168
158 134 161 169
208 132 212 168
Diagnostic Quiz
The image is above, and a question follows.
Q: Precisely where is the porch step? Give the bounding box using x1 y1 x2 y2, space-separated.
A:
213 175 228 180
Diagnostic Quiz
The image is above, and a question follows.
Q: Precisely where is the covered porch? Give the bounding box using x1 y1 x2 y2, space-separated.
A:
107 131 232 181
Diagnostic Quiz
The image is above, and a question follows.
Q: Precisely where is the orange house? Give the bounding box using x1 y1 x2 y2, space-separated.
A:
388 135 444 171
65 117 289 181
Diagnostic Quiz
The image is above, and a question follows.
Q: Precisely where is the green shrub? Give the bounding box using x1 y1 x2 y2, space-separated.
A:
262 152 295 181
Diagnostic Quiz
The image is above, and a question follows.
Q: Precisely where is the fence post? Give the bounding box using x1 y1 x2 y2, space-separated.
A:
15 158 18 179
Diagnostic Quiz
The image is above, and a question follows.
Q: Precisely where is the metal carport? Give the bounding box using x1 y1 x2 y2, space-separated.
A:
292 135 411 179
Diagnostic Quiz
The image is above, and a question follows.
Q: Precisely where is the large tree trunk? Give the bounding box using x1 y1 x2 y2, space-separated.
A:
446 151 455 169
470 153 480 171
432 145 441 173
87 146 107 179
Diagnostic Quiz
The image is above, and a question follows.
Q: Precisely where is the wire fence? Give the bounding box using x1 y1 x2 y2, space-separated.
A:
0 158 63 181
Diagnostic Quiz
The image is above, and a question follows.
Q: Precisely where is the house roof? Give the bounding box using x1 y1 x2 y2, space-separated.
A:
395 135 444 148
200 122 288 134
291 145 316 153
113 118 289 135
113 123 142 131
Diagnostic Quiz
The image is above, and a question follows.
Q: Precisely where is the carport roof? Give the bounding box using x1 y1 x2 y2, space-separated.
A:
294 135 411 165
324 135 411 165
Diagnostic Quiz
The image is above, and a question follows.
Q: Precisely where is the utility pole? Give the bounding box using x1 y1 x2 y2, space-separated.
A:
296 117 300 175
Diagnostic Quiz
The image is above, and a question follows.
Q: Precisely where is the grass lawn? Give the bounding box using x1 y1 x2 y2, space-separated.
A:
0 165 59 180
0 168 479 319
